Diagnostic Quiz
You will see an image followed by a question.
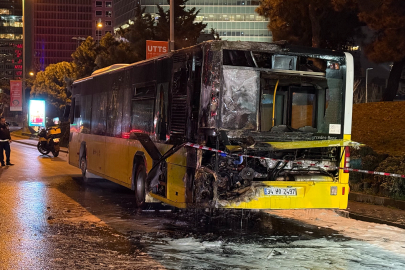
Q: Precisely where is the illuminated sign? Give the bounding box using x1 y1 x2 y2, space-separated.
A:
10 80 22 111
29 100 46 127
146 40 169 59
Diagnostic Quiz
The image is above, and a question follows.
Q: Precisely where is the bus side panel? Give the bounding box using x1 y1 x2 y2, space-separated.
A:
87 135 106 174
69 131 80 167
104 137 130 185
166 164 187 203
339 134 351 185
128 140 154 178
165 147 188 203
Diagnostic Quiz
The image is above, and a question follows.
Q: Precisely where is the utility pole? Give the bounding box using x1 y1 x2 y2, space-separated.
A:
22 0 28 132
169 0 174 52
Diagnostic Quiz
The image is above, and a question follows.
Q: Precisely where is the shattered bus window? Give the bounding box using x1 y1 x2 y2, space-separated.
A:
221 67 259 130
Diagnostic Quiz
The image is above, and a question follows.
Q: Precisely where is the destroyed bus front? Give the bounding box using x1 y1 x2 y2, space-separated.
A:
194 44 354 209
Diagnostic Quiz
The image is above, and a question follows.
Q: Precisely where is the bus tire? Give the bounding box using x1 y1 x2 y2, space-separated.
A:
135 163 147 208
80 156 88 182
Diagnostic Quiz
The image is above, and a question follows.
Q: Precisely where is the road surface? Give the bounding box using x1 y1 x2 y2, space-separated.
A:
0 140 404 269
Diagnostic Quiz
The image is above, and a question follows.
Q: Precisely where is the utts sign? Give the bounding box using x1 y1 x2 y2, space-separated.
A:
146 40 169 59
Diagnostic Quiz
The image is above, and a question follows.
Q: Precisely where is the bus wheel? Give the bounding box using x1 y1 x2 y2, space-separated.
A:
80 156 88 182
135 163 147 208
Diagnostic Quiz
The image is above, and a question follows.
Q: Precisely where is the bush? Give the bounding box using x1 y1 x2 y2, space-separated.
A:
349 146 388 193
375 155 405 199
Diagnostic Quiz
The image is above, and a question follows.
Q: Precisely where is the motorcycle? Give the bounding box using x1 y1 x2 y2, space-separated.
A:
37 126 61 157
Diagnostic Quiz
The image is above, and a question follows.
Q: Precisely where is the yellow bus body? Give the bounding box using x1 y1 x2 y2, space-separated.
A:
70 131 351 210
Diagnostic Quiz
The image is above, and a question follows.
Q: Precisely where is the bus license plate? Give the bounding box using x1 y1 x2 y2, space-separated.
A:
264 187 297 196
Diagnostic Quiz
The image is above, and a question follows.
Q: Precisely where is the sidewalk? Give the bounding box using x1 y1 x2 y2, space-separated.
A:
340 192 405 229
11 132 68 153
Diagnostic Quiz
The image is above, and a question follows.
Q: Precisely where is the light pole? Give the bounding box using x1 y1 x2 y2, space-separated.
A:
169 0 174 51
97 19 102 44
72 37 86 48
366 67 373 103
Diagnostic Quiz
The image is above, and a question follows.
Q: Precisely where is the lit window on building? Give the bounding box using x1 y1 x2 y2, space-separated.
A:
106 11 112 17
105 21 112 26
106 2 112 7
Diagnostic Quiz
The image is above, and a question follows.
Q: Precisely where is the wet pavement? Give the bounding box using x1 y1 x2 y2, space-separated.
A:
1 138 405 269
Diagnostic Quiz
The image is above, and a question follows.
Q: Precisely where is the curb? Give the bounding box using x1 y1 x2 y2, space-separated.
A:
349 192 405 211
12 139 68 154
335 209 405 229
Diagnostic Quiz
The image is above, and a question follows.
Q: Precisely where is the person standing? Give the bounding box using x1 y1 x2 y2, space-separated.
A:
0 116 14 166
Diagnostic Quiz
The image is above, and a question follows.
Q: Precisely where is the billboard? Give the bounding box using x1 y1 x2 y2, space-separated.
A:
29 100 45 127
10 80 22 111
146 40 169 59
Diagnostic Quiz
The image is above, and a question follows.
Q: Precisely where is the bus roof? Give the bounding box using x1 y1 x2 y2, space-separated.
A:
72 40 345 85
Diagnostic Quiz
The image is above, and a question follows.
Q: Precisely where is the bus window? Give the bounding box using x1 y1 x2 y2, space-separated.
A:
81 95 92 134
106 89 123 137
131 85 155 134
291 91 316 129
91 92 107 135
260 93 285 131
221 67 259 130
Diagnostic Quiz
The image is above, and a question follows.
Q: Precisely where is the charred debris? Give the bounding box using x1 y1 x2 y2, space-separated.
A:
194 132 341 207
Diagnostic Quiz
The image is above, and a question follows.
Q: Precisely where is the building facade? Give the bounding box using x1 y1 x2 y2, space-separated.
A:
0 0 23 80
31 0 93 71
114 0 272 43
93 0 114 43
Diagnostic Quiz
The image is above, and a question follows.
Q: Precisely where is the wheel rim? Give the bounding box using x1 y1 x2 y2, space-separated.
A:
37 142 49 155
136 166 146 204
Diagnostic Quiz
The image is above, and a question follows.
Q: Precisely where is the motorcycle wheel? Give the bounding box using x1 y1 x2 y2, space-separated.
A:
37 142 50 155
52 150 59 157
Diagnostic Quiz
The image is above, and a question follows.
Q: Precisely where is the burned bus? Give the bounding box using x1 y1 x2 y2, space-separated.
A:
69 40 355 209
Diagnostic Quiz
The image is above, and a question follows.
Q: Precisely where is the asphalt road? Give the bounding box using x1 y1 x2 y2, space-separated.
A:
1 141 405 269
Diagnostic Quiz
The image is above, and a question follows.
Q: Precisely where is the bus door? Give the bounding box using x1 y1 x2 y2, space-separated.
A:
87 91 108 175
69 96 80 167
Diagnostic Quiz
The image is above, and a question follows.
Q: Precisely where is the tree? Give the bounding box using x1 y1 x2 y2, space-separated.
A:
71 36 98 79
31 62 76 116
95 33 139 69
155 0 207 49
256 0 362 50
356 0 405 101
117 4 156 60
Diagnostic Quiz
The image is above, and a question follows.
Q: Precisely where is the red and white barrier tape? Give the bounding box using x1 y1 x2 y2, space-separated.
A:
185 143 405 179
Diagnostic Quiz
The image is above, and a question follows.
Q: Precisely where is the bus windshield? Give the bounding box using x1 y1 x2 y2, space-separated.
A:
221 51 345 140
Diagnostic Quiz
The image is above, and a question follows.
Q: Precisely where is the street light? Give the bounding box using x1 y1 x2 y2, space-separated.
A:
72 37 86 48
366 67 373 103
97 18 102 44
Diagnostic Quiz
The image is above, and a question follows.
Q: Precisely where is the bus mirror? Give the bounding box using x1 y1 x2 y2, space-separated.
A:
70 98 75 124
63 105 71 118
